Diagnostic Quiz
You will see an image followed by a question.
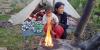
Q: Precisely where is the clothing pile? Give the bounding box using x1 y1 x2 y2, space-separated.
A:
22 19 44 37
22 9 45 37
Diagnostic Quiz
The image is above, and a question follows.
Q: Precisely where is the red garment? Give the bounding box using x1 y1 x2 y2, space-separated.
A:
53 25 64 38
43 24 64 38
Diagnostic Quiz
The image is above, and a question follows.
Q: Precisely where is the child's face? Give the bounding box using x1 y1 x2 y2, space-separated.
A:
46 9 52 17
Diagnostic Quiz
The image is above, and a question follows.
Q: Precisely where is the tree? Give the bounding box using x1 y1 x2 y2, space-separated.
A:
72 0 96 46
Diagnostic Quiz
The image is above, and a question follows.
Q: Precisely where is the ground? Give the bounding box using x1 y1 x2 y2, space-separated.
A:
0 15 24 50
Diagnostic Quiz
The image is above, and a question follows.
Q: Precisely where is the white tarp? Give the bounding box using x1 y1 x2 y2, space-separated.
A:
9 0 80 25
9 0 41 25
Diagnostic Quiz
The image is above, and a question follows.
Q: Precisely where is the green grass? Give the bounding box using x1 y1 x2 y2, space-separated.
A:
0 26 24 50
0 15 11 20
0 15 24 50
0 15 37 50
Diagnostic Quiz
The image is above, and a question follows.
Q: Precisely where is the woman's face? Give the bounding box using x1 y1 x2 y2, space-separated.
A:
56 5 64 14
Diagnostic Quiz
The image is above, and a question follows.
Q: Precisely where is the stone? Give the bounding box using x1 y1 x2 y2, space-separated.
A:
0 47 7 50
0 21 12 28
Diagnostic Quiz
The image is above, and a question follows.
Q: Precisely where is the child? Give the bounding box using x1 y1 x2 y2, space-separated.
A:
42 5 59 25
42 4 64 39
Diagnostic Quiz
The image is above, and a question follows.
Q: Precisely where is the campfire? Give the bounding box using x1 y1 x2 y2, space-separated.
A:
39 16 66 50
44 17 53 48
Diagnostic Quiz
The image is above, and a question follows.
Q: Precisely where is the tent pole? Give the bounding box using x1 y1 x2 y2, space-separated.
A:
53 0 55 11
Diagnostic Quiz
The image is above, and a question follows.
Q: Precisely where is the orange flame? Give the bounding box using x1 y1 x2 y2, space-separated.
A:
44 17 53 47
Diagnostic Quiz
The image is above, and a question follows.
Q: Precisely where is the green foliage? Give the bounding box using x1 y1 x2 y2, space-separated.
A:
0 15 11 20
68 0 100 40
0 27 24 50
69 0 100 24
68 0 87 15
91 0 100 24
12 8 22 13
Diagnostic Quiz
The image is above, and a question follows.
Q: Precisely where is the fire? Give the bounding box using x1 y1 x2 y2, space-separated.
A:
44 17 54 47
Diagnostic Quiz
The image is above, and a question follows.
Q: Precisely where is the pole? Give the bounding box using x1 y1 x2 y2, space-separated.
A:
53 0 55 11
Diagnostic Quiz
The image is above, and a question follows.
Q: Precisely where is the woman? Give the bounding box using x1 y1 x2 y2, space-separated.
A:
54 2 71 39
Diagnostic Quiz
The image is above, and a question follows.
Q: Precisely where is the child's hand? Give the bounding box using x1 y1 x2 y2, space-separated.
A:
51 19 56 24
52 31 56 35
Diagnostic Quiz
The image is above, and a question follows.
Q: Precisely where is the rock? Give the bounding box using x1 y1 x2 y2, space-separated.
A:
0 20 12 28
0 47 7 50
79 32 100 50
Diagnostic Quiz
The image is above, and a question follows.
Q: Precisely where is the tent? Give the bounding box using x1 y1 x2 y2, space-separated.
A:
9 0 80 25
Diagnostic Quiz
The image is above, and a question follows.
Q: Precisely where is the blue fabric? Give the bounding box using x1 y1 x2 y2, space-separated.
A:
22 20 43 37
22 30 34 37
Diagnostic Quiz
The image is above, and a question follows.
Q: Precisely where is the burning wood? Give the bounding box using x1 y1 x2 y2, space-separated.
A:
44 17 54 47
